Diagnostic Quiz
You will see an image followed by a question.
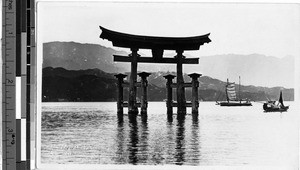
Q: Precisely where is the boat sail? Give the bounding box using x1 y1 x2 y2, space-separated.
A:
226 82 237 101
216 77 252 106
263 91 289 112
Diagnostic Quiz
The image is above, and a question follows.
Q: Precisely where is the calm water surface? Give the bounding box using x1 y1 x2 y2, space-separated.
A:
41 102 298 166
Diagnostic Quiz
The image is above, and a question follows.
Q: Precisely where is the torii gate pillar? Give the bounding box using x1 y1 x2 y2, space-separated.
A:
128 48 139 115
176 50 186 116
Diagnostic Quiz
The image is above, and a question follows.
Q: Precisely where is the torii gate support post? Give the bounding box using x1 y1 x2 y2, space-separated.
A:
164 74 176 118
128 48 139 115
176 50 186 117
114 73 127 115
188 73 202 115
138 72 151 116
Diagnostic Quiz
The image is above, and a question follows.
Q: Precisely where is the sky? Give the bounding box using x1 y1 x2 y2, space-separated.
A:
0 1 299 90
37 1 300 58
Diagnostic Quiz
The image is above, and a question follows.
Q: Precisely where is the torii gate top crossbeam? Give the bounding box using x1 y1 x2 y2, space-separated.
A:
99 26 211 51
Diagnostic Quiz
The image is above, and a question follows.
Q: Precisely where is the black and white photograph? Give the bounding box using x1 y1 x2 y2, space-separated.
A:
15 1 300 169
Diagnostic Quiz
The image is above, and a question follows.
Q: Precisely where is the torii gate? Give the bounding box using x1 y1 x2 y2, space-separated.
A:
99 26 211 117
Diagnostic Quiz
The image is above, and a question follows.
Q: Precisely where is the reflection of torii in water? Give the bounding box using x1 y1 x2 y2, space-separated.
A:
99 26 211 117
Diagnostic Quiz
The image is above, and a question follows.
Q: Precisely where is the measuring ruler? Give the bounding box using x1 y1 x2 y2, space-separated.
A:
2 0 35 170
2 0 17 170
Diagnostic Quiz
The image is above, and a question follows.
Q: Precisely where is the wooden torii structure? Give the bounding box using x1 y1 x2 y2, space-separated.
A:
99 26 211 117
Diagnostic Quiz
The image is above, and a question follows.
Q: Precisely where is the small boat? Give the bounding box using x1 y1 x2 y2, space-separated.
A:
216 77 252 106
263 91 289 112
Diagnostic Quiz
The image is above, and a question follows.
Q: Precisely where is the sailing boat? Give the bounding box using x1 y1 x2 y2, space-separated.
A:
216 77 252 106
263 91 289 112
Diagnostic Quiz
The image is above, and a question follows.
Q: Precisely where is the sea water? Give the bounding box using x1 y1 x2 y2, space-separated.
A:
41 102 299 166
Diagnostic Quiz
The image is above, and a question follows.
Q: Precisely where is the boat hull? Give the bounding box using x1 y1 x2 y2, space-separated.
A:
263 104 289 112
218 101 252 106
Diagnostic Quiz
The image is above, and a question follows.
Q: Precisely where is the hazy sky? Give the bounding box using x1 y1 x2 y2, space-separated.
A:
37 1 300 58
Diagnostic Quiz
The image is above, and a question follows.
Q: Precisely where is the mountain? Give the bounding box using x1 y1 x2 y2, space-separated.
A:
43 67 114 79
42 67 166 102
193 54 295 88
43 41 172 74
42 67 294 102
146 71 294 101
43 41 129 73
43 41 295 88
